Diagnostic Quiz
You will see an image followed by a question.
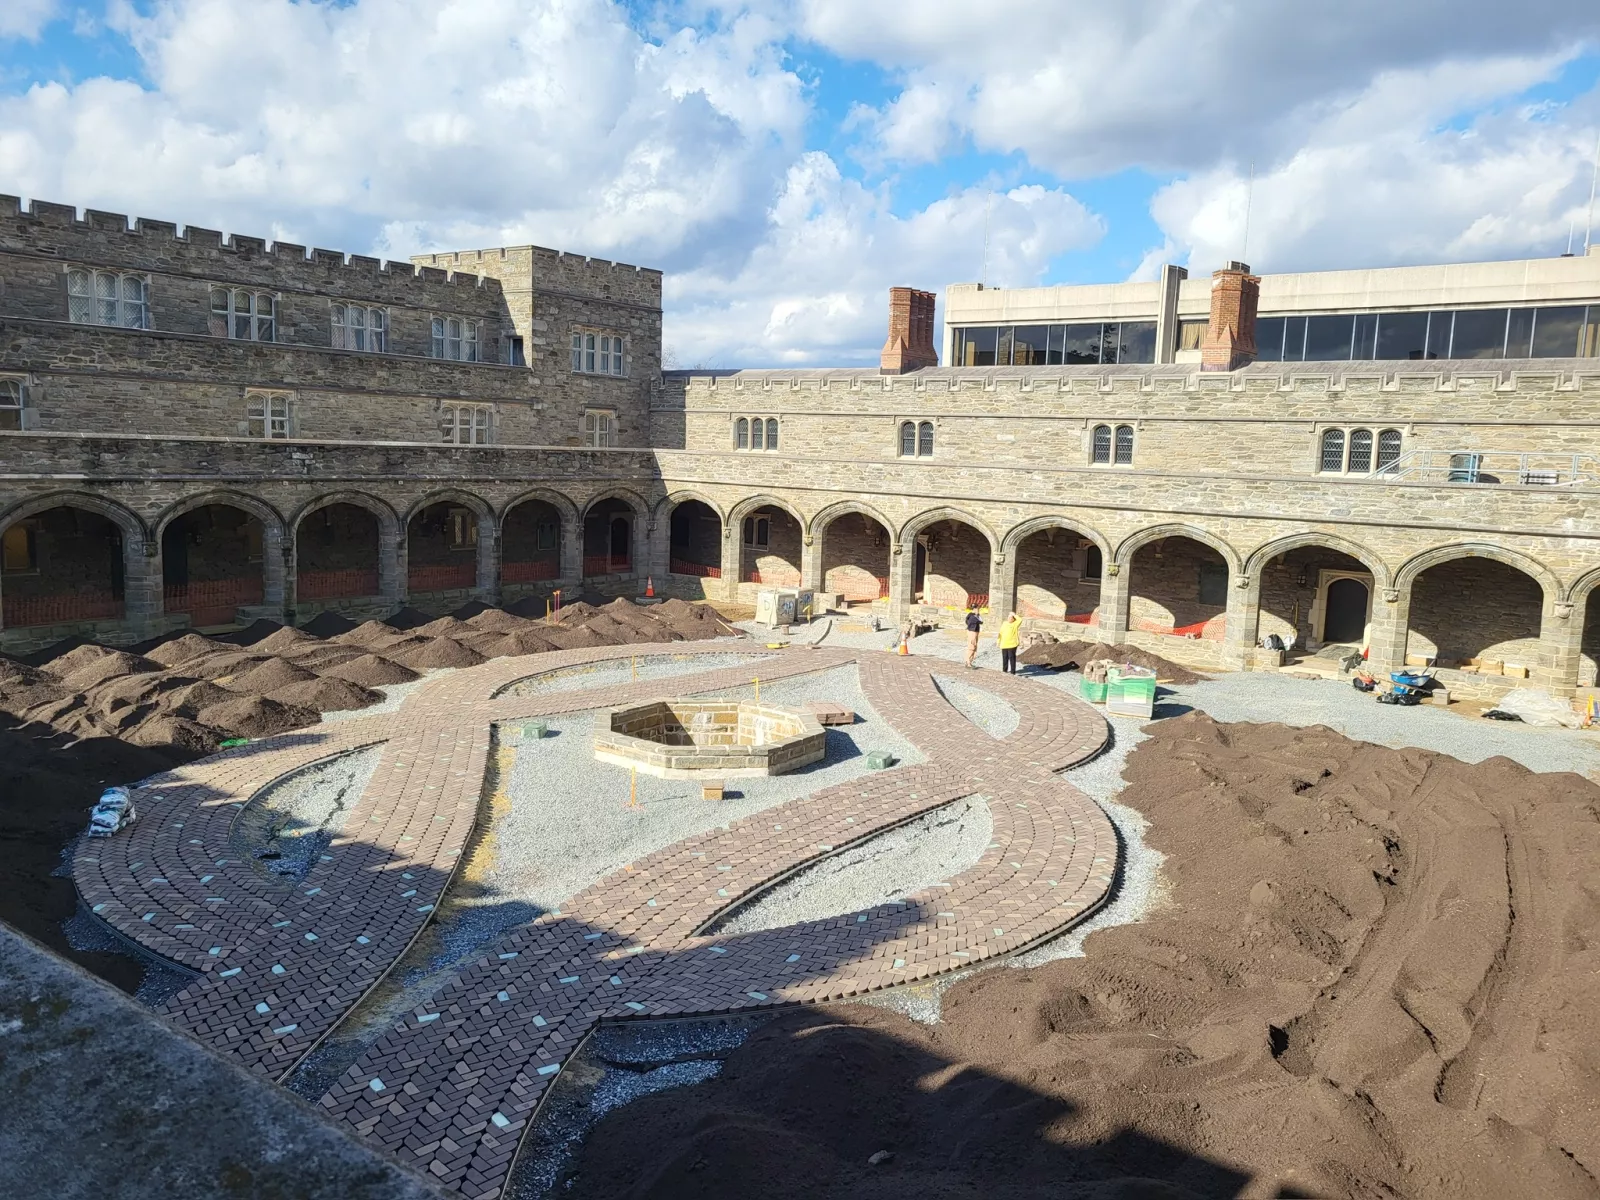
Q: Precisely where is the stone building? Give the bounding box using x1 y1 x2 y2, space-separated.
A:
2 195 1599 703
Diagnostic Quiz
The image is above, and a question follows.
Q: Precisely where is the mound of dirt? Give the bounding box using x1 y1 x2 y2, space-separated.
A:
178 651 272 681
465 608 538 633
252 626 323 655
1018 635 1206 684
157 678 237 718
267 677 382 713
448 600 500 621
124 714 222 755
650 596 742 639
415 615 473 638
144 633 234 668
502 595 552 619
538 624 610 650
382 636 486 671
547 600 602 624
219 657 318 693
279 644 367 672
195 695 319 739
569 713 1600 1200
319 654 418 688
298 610 358 638
0 659 69 715
334 620 405 647
212 618 286 647
382 606 437 631
55 651 164 692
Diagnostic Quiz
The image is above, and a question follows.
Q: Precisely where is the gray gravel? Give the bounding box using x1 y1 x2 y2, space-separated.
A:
932 673 1020 739
231 744 383 882
708 795 993 936
319 673 433 723
497 651 774 698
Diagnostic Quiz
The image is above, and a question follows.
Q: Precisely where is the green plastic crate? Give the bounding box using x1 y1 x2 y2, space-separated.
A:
1079 677 1108 704
865 750 897 770
1105 668 1157 718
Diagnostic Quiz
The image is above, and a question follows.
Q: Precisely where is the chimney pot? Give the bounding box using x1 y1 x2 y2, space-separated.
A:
880 287 940 374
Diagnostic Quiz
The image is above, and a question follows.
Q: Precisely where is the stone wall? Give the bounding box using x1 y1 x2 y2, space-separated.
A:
1128 537 1228 638
1014 529 1100 620
820 513 890 601
1406 557 1545 668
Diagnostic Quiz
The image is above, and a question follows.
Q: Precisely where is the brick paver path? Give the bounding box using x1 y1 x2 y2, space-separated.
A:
75 641 1115 1197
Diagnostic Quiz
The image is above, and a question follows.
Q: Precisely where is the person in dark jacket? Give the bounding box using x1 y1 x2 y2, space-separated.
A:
963 607 982 669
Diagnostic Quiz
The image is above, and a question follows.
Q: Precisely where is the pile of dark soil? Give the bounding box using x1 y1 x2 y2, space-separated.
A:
566 713 1600 1199
1018 635 1206 684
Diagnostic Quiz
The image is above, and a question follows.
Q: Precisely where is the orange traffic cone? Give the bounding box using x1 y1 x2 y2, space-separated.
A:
898 639 909 656
645 575 655 598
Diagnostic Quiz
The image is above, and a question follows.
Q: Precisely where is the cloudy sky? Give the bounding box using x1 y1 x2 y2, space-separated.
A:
2 1 1599 366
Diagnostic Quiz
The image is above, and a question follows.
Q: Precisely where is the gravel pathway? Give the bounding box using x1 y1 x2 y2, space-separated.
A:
230 744 384 882
708 795 994 936
932 673 1020 739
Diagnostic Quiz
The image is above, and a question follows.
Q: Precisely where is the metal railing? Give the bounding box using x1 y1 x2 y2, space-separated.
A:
1371 450 1600 486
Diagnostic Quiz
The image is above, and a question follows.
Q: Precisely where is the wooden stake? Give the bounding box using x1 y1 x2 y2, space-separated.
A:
754 675 760 702
632 655 637 681
628 767 639 810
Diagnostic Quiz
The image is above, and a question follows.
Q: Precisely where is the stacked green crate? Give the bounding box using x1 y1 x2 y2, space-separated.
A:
1106 666 1157 718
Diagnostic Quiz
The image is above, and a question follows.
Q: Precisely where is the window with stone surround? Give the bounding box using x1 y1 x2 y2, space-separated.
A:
431 315 481 362
67 268 149 329
211 288 276 341
332 303 387 352
0 377 25 431
571 331 626 376
898 420 934 457
742 515 770 549
1091 423 1134 465
447 507 479 550
734 417 779 451
582 408 617 448
441 403 493 445
245 389 293 439
1320 426 1401 474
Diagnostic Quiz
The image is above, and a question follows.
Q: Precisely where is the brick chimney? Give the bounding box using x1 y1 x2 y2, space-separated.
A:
880 287 939 374
1200 262 1260 372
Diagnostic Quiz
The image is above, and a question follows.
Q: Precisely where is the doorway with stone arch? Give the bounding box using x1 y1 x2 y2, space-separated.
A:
1310 569 1373 648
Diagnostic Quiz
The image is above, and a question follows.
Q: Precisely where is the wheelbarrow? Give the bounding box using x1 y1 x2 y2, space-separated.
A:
1377 669 1431 706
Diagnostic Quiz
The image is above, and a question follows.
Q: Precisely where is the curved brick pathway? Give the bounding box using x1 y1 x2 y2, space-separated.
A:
75 641 1116 1197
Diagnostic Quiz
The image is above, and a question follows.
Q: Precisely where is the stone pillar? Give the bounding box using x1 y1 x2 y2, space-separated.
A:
886 539 915 624
123 534 164 636
261 524 288 623
646 516 672 586
1200 263 1260 372
800 532 824 594
1367 585 1411 677
559 512 582 586
1539 597 1583 697
988 549 1015 620
1154 264 1188 365
280 537 298 625
632 517 651 592
1098 563 1131 646
720 522 742 604
475 516 500 606
380 521 405 610
879 287 939 374
1223 571 1260 670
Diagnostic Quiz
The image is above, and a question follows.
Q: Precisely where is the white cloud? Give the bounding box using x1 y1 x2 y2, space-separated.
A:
0 0 57 40
1147 62 1600 275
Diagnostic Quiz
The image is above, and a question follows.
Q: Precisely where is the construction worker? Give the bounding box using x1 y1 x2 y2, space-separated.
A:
998 611 1022 674
963 606 982 669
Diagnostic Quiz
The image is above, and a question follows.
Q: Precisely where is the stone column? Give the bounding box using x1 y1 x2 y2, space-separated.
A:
380 521 405 610
280 537 298 625
122 534 164 636
632 517 651 593
1538 597 1583 697
559 512 582 586
1367 585 1411 676
475 515 501 606
799 532 825 594
720 522 742 604
261 524 288 623
886 539 915 624
1097 562 1131 645
645 515 671 586
988 549 1015 619
1222 571 1261 670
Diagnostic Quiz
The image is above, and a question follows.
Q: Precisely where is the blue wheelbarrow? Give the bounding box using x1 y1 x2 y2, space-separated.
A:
1377 670 1431 706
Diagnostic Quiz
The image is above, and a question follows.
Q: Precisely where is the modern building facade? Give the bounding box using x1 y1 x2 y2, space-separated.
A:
3 196 1599 705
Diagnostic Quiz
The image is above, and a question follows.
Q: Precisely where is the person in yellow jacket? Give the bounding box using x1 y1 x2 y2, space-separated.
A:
997 611 1022 674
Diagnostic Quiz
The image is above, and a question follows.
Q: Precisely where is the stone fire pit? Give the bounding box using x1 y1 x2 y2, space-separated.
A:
593 699 826 779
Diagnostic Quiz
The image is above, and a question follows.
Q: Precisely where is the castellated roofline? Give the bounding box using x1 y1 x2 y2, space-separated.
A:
0 195 500 294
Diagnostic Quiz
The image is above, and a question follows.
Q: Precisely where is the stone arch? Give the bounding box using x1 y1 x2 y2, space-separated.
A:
1566 564 1600 608
727 492 806 530
1000 513 1113 560
402 488 494 528
807 498 898 544
153 489 287 544
0 489 147 542
729 494 806 589
404 489 497 601
899 505 999 550
291 490 399 605
653 489 727 529
290 490 402 539
500 486 581 529
580 487 650 523
1394 542 1561 600
1114 522 1242 574
1243 530 1390 589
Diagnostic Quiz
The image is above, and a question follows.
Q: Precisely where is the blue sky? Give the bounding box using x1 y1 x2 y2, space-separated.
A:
2 1 1598 364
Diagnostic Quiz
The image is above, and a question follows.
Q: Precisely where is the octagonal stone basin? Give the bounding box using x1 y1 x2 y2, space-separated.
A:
593 699 826 779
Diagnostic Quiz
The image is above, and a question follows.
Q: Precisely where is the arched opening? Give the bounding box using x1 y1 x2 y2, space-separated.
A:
668 500 723 580
914 517 991 610
818 511 890 604
1 506 125 628
583 498 635 578
739 506 802 588
407 501 482 602
1257 545 1374 653
501 499 564 596
1014 527 1101 626
161 504 266 628
296 503 380 602
1128 536 1229 640
1407 556 1544 671
1581 588 1600 688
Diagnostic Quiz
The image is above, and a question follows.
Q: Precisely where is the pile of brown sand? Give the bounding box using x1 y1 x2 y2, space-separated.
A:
320 654 419 688
266 676 382 713
1018 634 1206 684
565 713 1600 1200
